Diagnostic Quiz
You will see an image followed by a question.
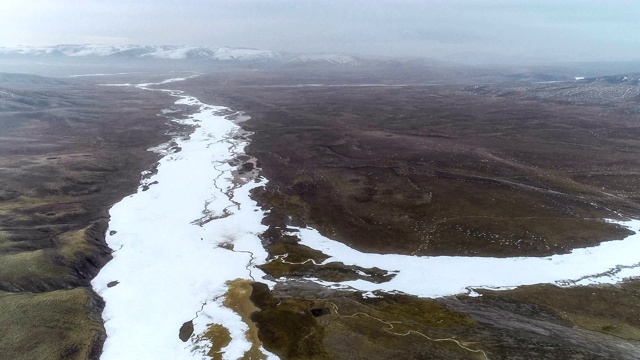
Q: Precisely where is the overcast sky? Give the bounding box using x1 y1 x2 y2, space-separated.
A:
1 0 639 64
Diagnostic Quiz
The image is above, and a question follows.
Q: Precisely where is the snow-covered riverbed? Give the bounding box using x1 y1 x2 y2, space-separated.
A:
93 76 640 359
294 219 640 298
92 78 276 359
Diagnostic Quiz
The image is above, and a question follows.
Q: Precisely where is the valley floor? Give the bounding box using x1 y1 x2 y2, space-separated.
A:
2 67 640 359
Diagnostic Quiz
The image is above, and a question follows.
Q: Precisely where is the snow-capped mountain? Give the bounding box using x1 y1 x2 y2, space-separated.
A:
0 44 364 66
0 44 288 62
139 45 287 61
0 44 147 57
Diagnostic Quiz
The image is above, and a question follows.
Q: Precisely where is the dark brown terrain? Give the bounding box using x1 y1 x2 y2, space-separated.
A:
179 70 640 258
2 63 640 359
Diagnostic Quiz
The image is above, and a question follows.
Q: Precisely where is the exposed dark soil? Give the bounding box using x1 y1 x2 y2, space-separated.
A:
440 281 640 359
249 281 640 360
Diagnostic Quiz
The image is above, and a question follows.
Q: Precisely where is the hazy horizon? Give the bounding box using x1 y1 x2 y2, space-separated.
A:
2 0 639 65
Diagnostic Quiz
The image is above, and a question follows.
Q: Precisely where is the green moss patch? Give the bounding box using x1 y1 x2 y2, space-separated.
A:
0 288 105 360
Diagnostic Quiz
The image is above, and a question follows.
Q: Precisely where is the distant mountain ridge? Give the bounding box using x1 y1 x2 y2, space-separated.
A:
5 45 635 84
0 44 363 65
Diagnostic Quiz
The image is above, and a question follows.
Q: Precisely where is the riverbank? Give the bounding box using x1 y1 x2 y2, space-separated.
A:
0 74 179 359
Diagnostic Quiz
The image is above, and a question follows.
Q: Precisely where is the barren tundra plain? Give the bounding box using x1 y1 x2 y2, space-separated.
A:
2 65 640 360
